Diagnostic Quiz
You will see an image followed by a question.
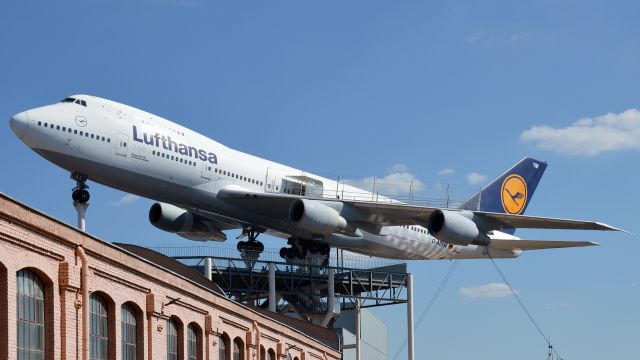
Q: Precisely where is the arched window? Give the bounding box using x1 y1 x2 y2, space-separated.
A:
233 337 244 360
16 269 45 359
267 349 276 360
90 293 109 360
259 346 265 360
219 334 229 360
167 318 179 360
187 323 202 360
121 303 138 360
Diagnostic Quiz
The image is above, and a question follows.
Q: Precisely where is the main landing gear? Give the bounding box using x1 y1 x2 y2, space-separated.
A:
280 238 330 262
71 172 90 203
236 228 265 254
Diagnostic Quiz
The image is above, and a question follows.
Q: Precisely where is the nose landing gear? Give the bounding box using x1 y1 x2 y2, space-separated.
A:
71 172 90 203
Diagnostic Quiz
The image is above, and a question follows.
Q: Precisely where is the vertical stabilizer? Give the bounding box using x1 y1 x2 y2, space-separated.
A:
460 157 547 234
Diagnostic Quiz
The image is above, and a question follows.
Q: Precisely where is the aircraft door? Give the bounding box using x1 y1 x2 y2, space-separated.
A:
201 163 213 180
265 168 279 193
115 133 128 157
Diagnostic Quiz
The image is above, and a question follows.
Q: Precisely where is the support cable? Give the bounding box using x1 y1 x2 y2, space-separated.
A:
392 260 460 360
488 255 564 360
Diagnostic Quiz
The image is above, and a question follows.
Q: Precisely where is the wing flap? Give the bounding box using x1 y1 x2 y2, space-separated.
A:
489 239 599 250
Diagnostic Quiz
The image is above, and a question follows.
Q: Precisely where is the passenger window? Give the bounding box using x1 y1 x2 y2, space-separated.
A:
62 127 66 131
38 121 41 126
56 125 60 130
80 131 84 136
91 134 94 139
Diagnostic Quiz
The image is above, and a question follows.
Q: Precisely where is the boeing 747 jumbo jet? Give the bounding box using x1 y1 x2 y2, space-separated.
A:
9 95 622 261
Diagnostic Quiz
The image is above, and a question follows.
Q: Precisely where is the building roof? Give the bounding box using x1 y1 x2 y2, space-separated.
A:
113 242 226 295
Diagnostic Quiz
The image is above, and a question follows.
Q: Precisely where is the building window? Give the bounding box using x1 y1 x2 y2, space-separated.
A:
219 335 228 360
16 269 45 359
233 338 244 360
167 318 178 360
90 293 109 360
187 324 199 360
267 349 276 360
121 303 137 360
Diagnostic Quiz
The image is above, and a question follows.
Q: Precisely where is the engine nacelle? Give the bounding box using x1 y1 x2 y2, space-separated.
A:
289 199 355 235
427 210 481 246
148 203 226 242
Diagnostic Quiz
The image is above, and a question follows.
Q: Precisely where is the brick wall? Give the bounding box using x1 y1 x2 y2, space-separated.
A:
0 194 339 360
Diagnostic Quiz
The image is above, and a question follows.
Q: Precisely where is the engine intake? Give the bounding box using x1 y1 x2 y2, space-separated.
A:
427 210 481 246
149 203 226 242
289 199 354 235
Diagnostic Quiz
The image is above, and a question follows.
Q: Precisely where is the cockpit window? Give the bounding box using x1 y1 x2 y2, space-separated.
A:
60 97 87 107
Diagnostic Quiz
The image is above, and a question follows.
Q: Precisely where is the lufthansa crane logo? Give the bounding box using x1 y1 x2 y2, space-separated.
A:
501 174 528 214
75 116 87 127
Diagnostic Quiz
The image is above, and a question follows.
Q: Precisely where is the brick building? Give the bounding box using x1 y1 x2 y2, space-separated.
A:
0 193 341 360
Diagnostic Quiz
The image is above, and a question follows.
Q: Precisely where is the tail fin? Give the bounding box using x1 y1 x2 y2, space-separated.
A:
460 157 547 233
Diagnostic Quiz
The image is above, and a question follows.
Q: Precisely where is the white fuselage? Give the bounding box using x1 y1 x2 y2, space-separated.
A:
10 95 520 260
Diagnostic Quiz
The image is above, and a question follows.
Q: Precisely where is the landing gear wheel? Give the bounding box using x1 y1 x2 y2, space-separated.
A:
320 243 330 256
77 189 90 203
308 242 319 254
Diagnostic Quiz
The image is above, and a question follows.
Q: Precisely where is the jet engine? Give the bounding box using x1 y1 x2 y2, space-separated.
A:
427 210 483 246
148 202 226 242
289 199 356 235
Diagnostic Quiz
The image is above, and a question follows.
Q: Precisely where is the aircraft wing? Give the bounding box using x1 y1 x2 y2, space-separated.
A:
216 187 623 233
489 239 599 250
346 202 622 231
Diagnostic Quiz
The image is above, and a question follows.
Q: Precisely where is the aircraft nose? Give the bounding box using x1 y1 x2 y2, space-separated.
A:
10 111 30 139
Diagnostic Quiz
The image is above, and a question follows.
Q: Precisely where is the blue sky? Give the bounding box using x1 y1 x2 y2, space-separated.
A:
1 1 638 359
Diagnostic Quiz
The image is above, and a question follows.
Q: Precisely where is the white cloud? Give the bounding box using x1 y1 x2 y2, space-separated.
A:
437 168 455 176
343 164 423 196
459 283 518 299
389 163 409 173
467 172 487 185
109 194 141 206
520 108 640 156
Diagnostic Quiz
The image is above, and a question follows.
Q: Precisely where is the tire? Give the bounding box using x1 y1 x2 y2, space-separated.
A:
78 190 90 203
309 242 319 254
320 243 330 256
72 190 79 202
237 241 246 251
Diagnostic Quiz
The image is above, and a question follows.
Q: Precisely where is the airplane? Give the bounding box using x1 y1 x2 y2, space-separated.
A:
8 94 622 261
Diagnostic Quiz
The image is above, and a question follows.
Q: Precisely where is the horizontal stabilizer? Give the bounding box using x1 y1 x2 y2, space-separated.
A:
489 239 599 251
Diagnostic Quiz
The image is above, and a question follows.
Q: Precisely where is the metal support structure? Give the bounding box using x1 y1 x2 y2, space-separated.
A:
204 257 212 280
355 299 361 360
268 262 276 312
320 268 335 327
407 273 414 360
74 202 89 231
